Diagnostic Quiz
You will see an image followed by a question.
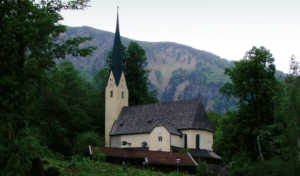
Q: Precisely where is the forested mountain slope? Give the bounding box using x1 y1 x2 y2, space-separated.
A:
59 26 285 114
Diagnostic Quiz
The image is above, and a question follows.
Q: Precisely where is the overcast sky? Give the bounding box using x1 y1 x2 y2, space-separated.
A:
59 0 300 73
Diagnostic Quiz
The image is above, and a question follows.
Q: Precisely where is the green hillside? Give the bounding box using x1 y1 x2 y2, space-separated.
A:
59 26 286 114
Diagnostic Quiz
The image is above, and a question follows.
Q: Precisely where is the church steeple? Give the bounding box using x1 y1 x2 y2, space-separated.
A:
105 7 128 147
110 7 123 86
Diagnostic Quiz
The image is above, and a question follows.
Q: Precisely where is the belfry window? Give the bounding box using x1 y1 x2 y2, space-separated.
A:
196 134 201 149
183 134 188 148
110 91 113 97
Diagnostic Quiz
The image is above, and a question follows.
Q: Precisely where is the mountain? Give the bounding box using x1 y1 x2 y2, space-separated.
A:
58 26 286 114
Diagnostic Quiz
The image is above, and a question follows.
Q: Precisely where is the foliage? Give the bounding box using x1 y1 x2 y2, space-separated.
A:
196 159 209 176
179 148 190 153
230 157 300 176
107 41 159 106
28 61 104 155
72 132 105 157
217 46 280 162
0 136 45 176
206 111 222 132
92 148 106 162
267 55 300 158
42 156 192 176
155 70 163 84
212 110 237 163
0 0 96 174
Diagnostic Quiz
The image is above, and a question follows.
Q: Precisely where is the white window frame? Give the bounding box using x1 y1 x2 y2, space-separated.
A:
158 136 162 142
195 133 201 149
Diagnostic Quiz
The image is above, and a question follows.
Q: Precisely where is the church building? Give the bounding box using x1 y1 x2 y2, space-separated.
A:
102 9 221 164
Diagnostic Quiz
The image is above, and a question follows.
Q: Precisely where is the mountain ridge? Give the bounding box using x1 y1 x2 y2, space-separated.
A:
59 26 285 114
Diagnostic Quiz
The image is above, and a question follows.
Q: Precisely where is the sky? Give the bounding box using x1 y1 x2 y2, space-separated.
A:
59 0 300 73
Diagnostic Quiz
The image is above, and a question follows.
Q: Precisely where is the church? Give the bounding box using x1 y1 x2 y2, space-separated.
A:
91 9 221 170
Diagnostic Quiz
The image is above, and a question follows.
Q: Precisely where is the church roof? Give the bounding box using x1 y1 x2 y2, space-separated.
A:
171 146 222 160
110 99 214 136
110 8 123 86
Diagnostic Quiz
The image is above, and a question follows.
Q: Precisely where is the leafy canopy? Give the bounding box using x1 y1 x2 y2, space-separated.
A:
216 46 280 162
0 0 96 175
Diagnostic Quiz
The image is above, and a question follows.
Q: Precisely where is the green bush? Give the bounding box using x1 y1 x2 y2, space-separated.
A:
179 148 190 153
71 131 104 157
45 165 60 176
196 159 208 176
92 148 106 162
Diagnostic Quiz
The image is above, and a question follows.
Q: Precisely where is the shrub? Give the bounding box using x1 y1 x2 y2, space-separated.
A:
45 165 60 176
179 148 190 153
196 159 208 176
92 148 106 162
71 131 104 157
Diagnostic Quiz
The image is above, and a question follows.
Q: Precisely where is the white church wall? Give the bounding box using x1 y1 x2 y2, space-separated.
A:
149 126 171 152
171 134 182 148
180 129 213 151
120 133 149 148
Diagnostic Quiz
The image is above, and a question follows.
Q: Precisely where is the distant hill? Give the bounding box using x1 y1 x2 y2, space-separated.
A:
58 26 286 114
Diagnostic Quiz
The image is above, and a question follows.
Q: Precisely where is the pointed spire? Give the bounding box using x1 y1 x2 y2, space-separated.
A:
110 7 123 86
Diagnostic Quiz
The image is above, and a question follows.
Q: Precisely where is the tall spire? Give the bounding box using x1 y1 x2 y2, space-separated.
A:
110 7 123 86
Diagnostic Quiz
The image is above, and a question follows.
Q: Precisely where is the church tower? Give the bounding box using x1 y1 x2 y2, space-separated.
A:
105 8 128 147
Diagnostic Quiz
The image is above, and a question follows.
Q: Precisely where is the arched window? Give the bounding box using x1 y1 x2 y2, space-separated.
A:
196 134 201 149
183 134 188 148
110 91 113 97
122 92 124 98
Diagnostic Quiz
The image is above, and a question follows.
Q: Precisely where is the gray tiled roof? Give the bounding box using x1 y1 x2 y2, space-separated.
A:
172 146 221 160
110 99 213 136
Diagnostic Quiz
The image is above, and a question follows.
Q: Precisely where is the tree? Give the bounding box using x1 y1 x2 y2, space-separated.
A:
206 111 222 132
217 46 280 162
0 0 96 175
270 55 300 160
107 41 159 106
29 61 97 155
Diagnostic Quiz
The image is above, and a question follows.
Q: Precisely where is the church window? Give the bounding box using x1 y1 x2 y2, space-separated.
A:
158 136 162 142
183 134 188 148
110 91 113 97
158 127 162 134
196 134 201 149
122 92 124 98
